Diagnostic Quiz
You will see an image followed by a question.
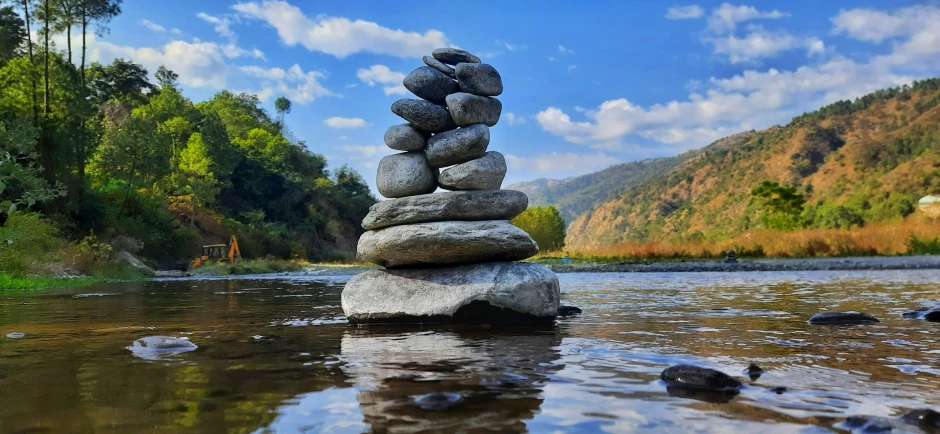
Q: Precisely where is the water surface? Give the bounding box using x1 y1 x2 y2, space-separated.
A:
1 270 938 433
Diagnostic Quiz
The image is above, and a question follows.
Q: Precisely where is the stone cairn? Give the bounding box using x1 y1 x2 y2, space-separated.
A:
342 48 561 324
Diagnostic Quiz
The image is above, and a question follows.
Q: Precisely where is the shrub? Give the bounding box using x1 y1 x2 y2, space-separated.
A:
511 206 566 252
0 213 63 276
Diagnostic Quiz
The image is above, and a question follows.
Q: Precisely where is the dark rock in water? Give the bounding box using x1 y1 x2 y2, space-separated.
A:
558 305 583 317
843 414 932 433
666 386 738 404
902 409 940 430
745 363 763 381
413 392 463 410
128 336 198 361
808 311 880 325
903 307 932 319
660 365 742 392
770 386 787 394
925 310 940 322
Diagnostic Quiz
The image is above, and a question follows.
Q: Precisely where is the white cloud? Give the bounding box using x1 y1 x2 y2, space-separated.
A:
196 12 265 60
504 152 621 181
138 19 166 32
89 37 232 89
707 26 825 64
558 45 575 55
356 65 407 96
504 113 526 126
547 56 555 62
568 64 577 73
170 28 182 35
707 3 789 34
338 145 387 168
345 83 358 88
832 5 940 44
197 12 235 40
239 64 338 104
666 5 704 20
324 117 370 128
496 40 527 51
233 0 449 58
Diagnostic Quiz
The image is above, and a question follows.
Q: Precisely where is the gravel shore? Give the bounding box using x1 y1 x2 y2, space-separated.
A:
547 255 940 274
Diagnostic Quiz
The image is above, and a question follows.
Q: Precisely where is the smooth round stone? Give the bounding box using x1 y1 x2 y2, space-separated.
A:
391 99 457 133
341 262 560 323
432 48 481 65
384 124 428 151
403 66 459 104
807 311 879 325
439 151 507 191
357 220 538 268
5 332 25 339
127 336 198 361
445 93 502 127
376 152 438 199
660 365 743 392
456 63 503 97
361 190 528 230
423 55 455 78
426 124 490 167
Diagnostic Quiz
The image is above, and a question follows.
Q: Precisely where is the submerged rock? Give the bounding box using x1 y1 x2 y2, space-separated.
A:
413 392 463 410
128 336 197 361
660 365 743 392
808 311 880 325
843 414 932 434
925 310 940 322
361 190 528 230
558 305 583 317
902 409 940 430
666 386 738 404
745 363 763 381
341 262 560 323
5 332 25 339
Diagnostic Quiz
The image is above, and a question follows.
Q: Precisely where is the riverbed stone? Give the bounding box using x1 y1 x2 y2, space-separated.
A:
426 124 490 167
439 151 507 191
384 124 428 151
808 311 880 325
376 152 438 199
902 409 940 429
403 66 460 104
341 262 559 323
924 309 940 322
432 48 481 65
456 63 503 96
391 99 457 133
361 190 528 230
445 93 502 127
423 55 456 78
128 336 198 360
660 365 743 392
357 220 538 268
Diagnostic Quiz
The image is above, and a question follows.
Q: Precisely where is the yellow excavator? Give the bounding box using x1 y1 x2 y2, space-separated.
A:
191 235 241 269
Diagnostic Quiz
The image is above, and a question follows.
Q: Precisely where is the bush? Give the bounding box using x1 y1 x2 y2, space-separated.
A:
0 213 63 276
511 206 566 252
908 236 940 255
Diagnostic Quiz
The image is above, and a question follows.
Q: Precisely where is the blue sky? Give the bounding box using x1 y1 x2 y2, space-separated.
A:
71 0 939 194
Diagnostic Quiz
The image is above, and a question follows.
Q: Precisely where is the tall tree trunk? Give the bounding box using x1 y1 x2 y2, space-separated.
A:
43 0 50 119
66 26 72 63
21 0 40 128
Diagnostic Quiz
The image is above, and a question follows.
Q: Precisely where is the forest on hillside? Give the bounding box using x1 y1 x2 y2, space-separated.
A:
566 78 940 251
0 0 375 272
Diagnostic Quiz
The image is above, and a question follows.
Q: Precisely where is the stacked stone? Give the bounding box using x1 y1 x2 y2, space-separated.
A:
342 48 560 324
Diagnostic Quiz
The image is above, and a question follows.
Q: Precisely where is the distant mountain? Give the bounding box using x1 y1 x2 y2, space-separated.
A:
563 78 940 250
505 132 757 223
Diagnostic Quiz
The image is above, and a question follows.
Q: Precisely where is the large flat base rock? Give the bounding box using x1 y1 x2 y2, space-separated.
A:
342 262 560 324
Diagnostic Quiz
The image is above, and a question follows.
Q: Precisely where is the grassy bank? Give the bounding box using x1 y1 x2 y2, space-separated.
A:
189 259 307 276
549 217 940 262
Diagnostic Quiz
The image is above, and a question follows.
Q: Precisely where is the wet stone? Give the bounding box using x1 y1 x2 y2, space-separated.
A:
361 190 528 230
770 387 787 394
558 305 583 317
445 93 502 127
128 336 198 361
432 48 481 65
376 152 438 199
925 310 940 322
384 124 428 151
5 332 25 339
660 365 743 392
423 55 456 78
426 124 490 168
745 363 763 381
403 66 460 104
902 409 940 429
391 99 456 133
413 392 463 410
808 311 880 325
439 151 507 191
456 63 503 97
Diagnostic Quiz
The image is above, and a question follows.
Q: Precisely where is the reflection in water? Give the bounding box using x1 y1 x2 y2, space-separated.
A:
0 270 939 433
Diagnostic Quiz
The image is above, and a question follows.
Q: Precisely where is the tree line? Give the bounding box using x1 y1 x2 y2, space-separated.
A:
0 0 375 265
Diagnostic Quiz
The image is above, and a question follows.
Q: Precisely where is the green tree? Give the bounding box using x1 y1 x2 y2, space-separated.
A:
0 118 65 216
274 96 291 130
87 58 153 105
0 5 27 64
511 206 566 252
155 65 179 90
174 133 219 226
750 181 806 230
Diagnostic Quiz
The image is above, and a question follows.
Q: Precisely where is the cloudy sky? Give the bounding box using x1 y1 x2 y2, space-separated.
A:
73 0 940 193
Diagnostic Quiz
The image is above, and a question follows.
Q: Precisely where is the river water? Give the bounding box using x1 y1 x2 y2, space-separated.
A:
1 270 938 433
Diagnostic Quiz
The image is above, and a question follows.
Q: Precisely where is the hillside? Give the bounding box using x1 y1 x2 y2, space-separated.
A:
507 132 757 223
565 79 940 250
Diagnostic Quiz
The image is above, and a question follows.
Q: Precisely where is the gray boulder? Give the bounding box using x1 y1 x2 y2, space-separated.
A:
808 311 879 325
357 220 538 268
384 124 428 151
127 336 198 361
456 63 503 96
425 124 490 167
432 48 481 65
422 55 455 78
445 93 502 127
391 99 457 133
403 66 460 104
439 151 506 191
376 152 438 198
341 262 559 323
361 190 528 230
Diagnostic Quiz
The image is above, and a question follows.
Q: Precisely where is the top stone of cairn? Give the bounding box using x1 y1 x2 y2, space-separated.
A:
432 48 481 65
